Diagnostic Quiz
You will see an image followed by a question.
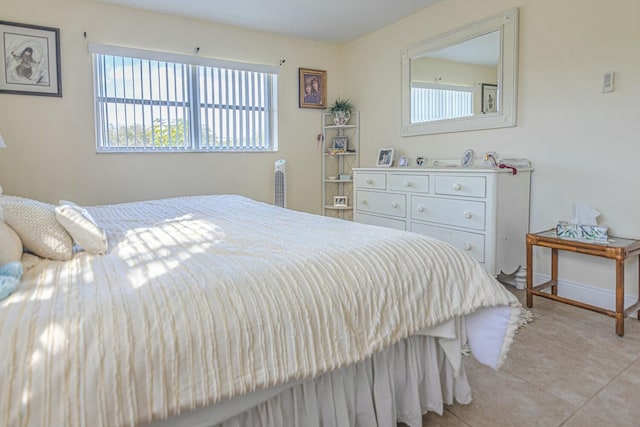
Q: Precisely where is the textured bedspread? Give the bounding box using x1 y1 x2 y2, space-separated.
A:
0 195 520 426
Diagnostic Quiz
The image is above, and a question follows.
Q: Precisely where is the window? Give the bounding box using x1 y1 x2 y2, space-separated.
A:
89 44 278 153
411 83 473 123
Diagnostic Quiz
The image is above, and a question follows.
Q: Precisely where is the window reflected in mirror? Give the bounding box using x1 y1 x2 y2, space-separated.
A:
410 31 499 123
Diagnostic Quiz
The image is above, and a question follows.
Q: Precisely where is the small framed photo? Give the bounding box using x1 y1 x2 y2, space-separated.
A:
333 136 347 151
0 20 62 97
376 148 394 167
333 196 348 207
416 156 426 167
299 67 326 109
481 83 497 114
461 149 475 168
398 156 408 167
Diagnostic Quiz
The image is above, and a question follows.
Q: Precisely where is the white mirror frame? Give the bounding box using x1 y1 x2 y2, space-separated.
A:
401 8 519 136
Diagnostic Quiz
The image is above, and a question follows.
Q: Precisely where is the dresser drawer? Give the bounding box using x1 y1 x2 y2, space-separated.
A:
411 196 485 230
435 175 486 198
355 212 407 231
356 190 406 218
389 174 429 193
410 223 485 263
354 173 386 190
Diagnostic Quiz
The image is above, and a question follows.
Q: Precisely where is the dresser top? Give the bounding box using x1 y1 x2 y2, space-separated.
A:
355 158 532 173
353 166 532 174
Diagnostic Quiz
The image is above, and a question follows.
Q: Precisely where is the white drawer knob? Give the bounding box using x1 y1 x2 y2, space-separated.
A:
391 202 398 208
464 211 472 219
417 206 425 213
366 179 373 184
452 183 461 191
360 199 368 205
463 242 471 251
404 180 411 187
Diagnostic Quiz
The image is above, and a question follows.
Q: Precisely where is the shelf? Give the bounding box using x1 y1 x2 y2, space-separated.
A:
321 111 359 220
324 151 357 156
324 125 357 130
324 205 353 211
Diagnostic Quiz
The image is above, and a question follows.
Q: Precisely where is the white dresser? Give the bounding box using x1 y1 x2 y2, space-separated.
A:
353 166 531 278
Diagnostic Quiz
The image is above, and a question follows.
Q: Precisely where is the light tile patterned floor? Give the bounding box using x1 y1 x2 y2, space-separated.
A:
423 288 640 426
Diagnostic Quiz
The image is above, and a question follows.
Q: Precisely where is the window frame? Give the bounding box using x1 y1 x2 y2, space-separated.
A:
89 43 279 153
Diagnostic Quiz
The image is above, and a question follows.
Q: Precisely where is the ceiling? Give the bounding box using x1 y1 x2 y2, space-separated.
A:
424 31 500 66
98 0 443 43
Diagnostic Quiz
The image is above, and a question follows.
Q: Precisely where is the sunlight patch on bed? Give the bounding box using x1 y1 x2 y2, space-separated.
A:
39 323 67 355
118 216 226 288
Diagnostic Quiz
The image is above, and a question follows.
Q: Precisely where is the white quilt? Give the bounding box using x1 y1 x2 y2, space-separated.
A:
0 195 520 426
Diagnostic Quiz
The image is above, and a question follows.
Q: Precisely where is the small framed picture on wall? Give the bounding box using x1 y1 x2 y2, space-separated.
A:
299 68 327 109
481 83 497 114
0 20 62 97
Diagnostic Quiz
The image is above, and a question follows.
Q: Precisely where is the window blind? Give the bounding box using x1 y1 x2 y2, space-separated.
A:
90 44 278 153
411 83 473 123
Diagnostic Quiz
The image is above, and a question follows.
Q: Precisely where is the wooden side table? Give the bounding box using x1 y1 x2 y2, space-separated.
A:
526 229 640 336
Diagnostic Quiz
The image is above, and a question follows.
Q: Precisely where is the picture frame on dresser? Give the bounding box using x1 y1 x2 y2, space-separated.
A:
461 149 475 168
376 148 394 167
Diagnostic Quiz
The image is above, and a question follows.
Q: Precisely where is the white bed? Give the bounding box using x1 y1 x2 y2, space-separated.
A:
0 195 521 427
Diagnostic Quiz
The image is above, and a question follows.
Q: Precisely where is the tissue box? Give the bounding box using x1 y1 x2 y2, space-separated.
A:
556 221 608 242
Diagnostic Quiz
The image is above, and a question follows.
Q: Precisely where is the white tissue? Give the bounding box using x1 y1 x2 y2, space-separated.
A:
570 202 600 226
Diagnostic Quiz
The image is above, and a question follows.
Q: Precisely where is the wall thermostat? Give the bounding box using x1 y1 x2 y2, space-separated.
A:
603 71 615 93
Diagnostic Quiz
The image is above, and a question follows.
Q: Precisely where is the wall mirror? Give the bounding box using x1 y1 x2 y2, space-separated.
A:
401 8 518 136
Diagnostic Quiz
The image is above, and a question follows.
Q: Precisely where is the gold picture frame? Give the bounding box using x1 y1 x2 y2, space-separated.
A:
299 67 326 109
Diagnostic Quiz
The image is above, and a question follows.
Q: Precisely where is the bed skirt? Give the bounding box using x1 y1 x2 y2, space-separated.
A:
150 333 470 427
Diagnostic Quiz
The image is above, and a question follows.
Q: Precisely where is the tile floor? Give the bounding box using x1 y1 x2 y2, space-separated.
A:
423 288 640 426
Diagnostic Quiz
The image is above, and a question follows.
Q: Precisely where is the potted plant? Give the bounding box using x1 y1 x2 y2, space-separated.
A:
328 97 354 125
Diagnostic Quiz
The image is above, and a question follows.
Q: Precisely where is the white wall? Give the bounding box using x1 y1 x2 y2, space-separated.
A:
0 0 344 213
343 0 640 295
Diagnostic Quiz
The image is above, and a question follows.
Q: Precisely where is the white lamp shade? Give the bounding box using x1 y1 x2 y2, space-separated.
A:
0 132 6 148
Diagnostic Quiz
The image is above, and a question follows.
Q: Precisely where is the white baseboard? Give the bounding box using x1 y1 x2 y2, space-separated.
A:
532 273 639 316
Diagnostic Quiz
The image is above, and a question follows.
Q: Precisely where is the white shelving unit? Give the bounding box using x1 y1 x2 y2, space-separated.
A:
321 111 359 220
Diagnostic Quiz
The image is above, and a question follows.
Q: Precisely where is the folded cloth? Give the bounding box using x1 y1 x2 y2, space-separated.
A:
0 262 23 301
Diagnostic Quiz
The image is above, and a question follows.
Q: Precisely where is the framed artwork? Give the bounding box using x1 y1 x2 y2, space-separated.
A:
333 136 347 152
0 21 62 97
299 67 326 109
481 83 497 114
333 196 348 207
376 148 394 168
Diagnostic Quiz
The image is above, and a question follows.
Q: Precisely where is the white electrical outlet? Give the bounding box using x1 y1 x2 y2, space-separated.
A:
603 71 615 93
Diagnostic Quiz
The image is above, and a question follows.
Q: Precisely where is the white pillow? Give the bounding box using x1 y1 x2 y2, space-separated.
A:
55 203 108 255
2 200 74 261
0 211 23 264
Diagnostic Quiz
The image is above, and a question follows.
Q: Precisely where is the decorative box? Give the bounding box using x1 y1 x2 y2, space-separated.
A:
556 221 608 242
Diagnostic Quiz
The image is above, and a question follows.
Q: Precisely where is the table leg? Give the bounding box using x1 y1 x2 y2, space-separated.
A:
526 240 533 308
551 248 558 296
616 258 625 337
637 256 640 321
